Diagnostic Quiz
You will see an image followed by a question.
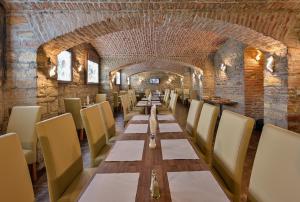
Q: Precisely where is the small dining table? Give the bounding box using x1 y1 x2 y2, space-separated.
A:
77 116 211 202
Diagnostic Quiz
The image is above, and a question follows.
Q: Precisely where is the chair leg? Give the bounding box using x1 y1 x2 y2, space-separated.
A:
31 163 37 182
79 129 84 141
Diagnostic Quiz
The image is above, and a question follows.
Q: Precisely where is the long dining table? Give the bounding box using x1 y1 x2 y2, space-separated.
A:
77 116 216 202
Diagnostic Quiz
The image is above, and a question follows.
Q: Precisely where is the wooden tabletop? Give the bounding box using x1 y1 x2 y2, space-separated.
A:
78 119 209 202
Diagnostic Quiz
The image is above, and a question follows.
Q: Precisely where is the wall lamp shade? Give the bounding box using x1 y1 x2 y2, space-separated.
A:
49 65 57 78
256 50 262 61
266 56 275 73
220 63 227 72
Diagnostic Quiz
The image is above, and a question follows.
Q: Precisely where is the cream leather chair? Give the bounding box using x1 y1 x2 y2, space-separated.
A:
159 93 178 115
64 98 84 141
211 110 254 202
125 93 144 113
186 100 203 137
99 101 117 144
7 106 42 181
0 133 35 202
120 95 141 126
80 105 110 167
36 113 95 202
248 124 300 202
144 88 151 97
95 93 107 103
195 103 219 164
112 91 120 111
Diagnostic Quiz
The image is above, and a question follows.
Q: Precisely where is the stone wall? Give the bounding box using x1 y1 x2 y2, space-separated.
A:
214 39 246 114
130 71 182 93
263 53 288 128
37 43 100 119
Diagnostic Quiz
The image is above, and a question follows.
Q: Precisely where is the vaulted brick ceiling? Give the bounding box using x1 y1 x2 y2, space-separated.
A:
3 0 299 72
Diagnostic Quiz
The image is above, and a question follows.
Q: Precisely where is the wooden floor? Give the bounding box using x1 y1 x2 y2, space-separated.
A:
33 102 260 202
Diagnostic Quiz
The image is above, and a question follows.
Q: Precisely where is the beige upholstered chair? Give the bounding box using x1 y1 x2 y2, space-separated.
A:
186 100 203 136
211 110 254 202
64 98 84 141
159 93 178 115
112 91 120 110
182 88 190 104
120 95 141 126
36 113 95 202
95 93 107 103
98 101 117 144
195 103 219 164
248 124 300 202
144 88 151 97
0 133 35 202
125 93 143 113
80 105 110 167
7 106 42 181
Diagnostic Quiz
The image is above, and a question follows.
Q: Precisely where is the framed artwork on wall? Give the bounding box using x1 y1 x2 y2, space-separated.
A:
57 50 72 82
87 60 99 84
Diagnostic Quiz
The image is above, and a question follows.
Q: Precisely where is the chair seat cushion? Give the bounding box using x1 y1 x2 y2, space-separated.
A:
57 168 96 202
93 145 111 167
124 111 141 122
23 149 35 164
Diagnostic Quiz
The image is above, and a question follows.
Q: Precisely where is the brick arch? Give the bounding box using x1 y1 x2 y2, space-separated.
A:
111 59 196 76
38 11 288 58
130 70 184 78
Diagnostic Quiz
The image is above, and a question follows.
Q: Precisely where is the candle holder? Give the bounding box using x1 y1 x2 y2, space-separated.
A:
150 169 160 199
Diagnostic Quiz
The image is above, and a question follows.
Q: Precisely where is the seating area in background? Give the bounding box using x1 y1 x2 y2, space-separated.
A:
0 89 299 202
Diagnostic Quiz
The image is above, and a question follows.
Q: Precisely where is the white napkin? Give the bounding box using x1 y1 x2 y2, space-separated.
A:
161 139 199 160
79 173 140 202
105 140 144 161
168 171 229 202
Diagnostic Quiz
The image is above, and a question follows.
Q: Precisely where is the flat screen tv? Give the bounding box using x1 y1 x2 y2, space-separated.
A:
149 78 160 84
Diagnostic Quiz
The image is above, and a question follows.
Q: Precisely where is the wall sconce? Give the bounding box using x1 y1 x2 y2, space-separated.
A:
127 77 130 85
47 57 57 78
220 63 227 72
266 56 275 73
256 50 262 61
75 60 83 72
49 64 57 78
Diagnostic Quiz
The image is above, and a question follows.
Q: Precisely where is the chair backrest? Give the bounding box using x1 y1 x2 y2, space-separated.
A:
164 89 170 103
120 95 129 117
195 103 219 164
95 94 107 103
212 110 254 201
64 98 83 130
184 88 190 95
169 93 178 115
98 101 116 142
186 100 203 136
248 124 300 202
145 89 151 97
0 133 35 202
36 113 83 202
80 105 107 167
112 92 119 107
7 106 42 151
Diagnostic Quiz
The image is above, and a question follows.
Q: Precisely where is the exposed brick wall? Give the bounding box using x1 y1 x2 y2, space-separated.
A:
130 72 182 93
214 39 246 114
0 4 5 130
37 43 100 119
244 47 264 120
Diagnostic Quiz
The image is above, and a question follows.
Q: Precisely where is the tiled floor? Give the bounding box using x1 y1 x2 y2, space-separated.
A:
33 101 260 202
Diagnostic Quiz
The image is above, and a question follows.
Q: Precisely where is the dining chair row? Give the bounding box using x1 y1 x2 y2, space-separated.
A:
185 99 300 202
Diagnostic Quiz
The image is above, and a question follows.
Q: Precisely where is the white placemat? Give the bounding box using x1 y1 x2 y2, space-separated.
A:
159 123 182 133
79 173 140 202
105 140 144 161
157 114 175 121
167 171 229 202
161 139 198 160
125 124 148 134
132 115 149 121
136 102 148 107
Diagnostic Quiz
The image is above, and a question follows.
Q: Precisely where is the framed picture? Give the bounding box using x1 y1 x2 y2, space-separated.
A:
87 60 99 84
115 71 121 85
57 51 72 82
